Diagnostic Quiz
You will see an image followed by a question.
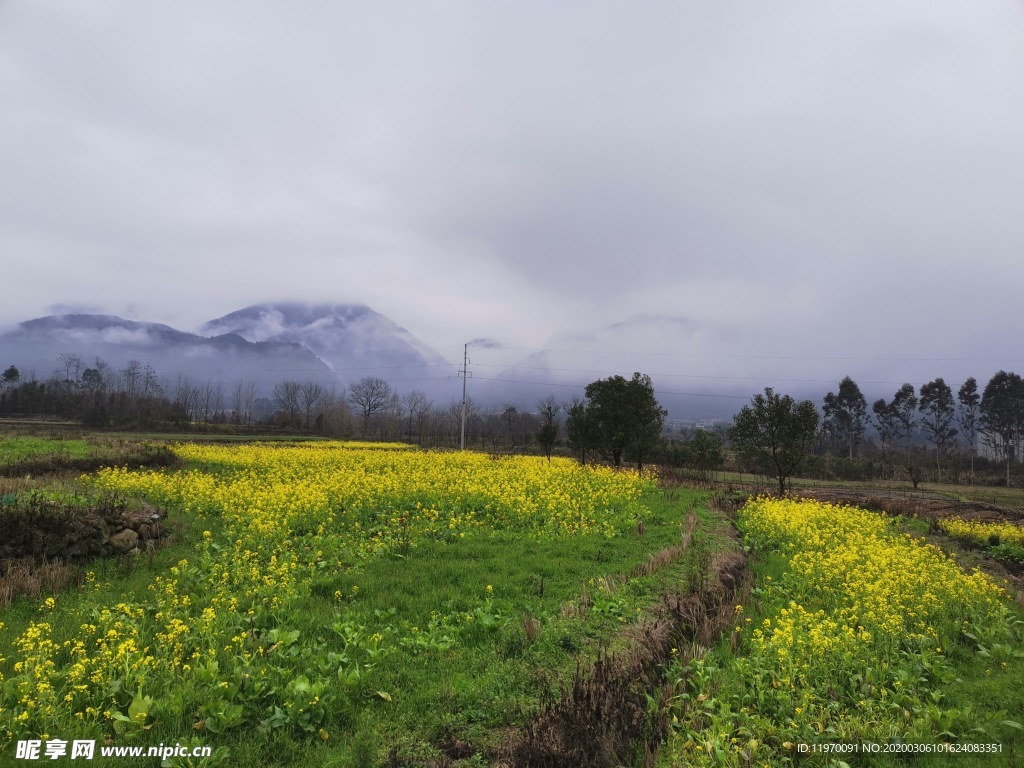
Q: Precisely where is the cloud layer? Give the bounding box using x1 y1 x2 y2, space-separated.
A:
3 0 1024 404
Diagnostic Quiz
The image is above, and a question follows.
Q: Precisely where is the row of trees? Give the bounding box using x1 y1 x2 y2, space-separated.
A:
0 356 671 462
820 372 1024 485
9 351 1024 491
0 359 187 426
727 370 1024 493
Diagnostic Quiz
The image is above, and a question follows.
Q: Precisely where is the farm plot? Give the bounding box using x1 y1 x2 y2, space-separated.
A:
938 518 1024 565
1 442 707 765
658 497 1024 767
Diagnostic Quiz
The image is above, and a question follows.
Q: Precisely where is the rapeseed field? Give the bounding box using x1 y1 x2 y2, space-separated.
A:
660 497 1023 767
0 442 657 761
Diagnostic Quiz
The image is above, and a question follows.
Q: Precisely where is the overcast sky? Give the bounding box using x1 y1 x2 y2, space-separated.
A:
3 1 1024 401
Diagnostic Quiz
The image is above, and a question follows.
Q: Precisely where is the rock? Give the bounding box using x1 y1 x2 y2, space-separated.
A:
108 528 139 554
65 539 92 558
44 536 66 558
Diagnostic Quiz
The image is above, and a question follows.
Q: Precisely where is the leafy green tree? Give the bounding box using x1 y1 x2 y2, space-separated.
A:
919 378 957 478
823 376 868 459
891 384 918 452
81 368 104 390
569 373 667 469
565 396 598 465
1 365 19 388
730 387 818 495
685 428 724 482
621 373 668 471
889 384 920 487
582 376 631 467
957 377 981 481
980 370 1024 487
535 396 560 461
872 398 898 476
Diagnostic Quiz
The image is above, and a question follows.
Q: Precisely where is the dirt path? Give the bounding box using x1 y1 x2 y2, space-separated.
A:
501 524 751 768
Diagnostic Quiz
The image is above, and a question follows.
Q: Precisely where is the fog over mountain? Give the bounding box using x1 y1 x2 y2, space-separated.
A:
0 303 462 404
0 313 338 395
1 301 1015 420
200 303 455 399
3 2 1024 411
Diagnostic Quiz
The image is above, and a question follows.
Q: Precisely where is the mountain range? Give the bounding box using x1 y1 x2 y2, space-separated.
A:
0 303 456 400
0 304 754 417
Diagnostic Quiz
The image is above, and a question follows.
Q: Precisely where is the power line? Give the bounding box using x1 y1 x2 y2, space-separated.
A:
471 376 750 399
476 346 1024 364
470 363 924 387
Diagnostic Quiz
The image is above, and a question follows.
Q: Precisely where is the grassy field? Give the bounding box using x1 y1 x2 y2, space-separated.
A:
658 497 1024 767
2 436 1023 766
0 435 177 481
0 441 724 766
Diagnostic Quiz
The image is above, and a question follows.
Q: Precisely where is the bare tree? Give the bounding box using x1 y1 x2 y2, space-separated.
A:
348 377 392 436
232 380 258 426
212 382 225 422
174 376 198 422
197 380 221 423
273 380 302 426
481 409 503 451
401 389 431 443
319 396 353 437
57 353 83 385
141 364 163 398
120 360 143 400
502 404 521 447
384 393 404 440
536 396 560 460
299 382 328 430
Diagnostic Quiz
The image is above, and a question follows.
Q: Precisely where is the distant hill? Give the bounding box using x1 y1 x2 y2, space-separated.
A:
201 302 455 396
0 306 758 417
0 313 338 394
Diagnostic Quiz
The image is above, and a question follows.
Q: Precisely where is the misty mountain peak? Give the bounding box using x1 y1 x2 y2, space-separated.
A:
200 302 382 342
20 314 178 335
202 301 452 381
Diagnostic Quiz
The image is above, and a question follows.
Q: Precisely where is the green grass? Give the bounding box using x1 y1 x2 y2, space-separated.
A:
0 437 101 465
287 493 719 763
0 478 720 767
657 500 1024 768
233 489 719 765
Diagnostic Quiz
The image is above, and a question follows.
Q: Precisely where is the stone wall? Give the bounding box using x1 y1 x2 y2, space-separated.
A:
0 502 167 565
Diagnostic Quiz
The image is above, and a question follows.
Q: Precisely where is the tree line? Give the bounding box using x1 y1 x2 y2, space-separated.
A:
818 372 1023 486
726 371 1024 492
7 353 1024 490
0 356 675 462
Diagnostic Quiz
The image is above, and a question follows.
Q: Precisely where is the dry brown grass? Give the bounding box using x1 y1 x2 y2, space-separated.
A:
0 557 82 608
522 615 541 644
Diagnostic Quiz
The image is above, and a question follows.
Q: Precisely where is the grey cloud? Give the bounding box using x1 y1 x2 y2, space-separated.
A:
2 0 1023 407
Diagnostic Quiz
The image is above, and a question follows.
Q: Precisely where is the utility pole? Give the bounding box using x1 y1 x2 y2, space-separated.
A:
459 343 469 450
